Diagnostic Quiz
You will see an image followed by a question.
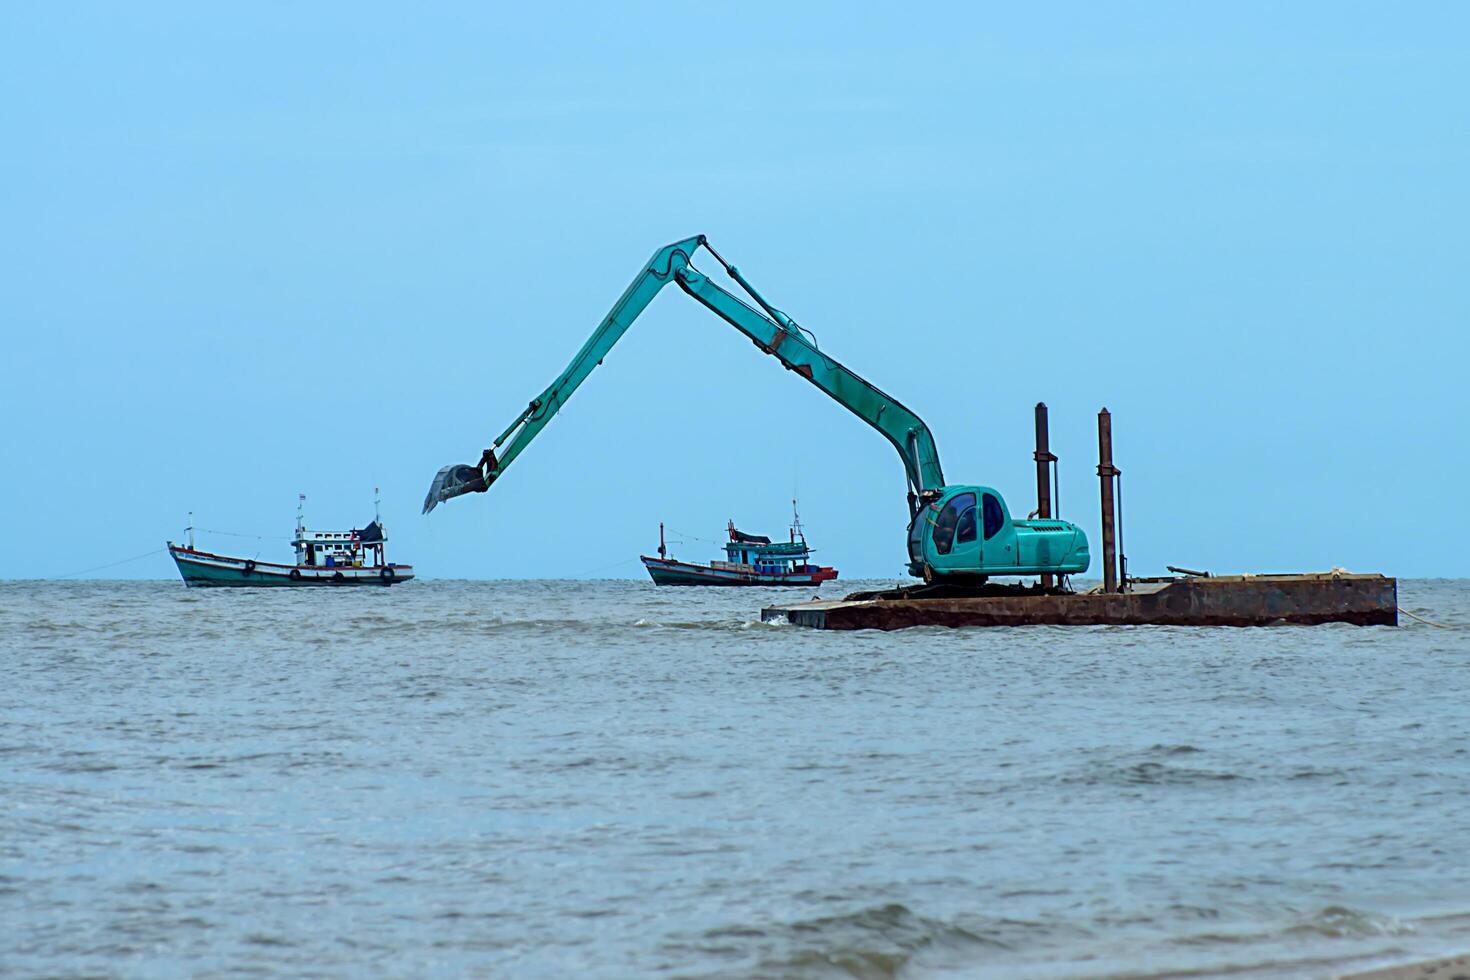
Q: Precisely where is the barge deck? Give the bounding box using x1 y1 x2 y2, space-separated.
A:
761 572 1397 630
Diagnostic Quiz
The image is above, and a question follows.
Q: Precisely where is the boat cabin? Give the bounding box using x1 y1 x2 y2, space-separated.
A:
292 519 389 569
715 521 821 575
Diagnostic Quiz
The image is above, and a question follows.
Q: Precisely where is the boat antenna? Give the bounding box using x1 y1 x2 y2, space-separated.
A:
297 493 305 538
187 511 195 551
374 486 381 525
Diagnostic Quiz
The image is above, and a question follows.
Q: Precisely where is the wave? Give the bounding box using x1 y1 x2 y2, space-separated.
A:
697 903 1028 980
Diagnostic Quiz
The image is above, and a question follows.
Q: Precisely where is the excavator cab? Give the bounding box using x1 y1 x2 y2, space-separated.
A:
907 485 1090 581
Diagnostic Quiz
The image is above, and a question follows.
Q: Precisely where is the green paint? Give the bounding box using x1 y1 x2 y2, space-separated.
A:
437 237 1089 581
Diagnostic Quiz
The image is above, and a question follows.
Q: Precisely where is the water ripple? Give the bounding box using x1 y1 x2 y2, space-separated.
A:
1 578 1467 977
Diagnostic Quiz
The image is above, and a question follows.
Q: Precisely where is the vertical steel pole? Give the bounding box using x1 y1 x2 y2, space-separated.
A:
1109 429 1126 591
1034 402 1057 589
1052 459 1060 520
1097 408 1118 594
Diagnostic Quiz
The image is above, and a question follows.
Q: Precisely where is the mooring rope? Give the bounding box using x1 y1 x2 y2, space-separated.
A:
1398 607 1459 629
55 548 167 579
574 557 641 577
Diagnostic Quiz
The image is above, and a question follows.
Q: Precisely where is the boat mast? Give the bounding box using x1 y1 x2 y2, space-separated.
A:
374 486 384 566
295 493 306 566
187 512 195 550
791 498 806 546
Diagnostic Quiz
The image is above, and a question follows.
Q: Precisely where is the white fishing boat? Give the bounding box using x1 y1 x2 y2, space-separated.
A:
167 494 414 587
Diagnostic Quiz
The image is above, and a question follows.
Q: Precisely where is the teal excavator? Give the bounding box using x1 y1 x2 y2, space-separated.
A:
424 236 1089 583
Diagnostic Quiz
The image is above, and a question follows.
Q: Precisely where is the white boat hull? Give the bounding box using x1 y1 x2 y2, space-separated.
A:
168 545 414 587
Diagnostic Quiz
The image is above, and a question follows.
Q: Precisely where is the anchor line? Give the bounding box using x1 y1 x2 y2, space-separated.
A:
55 548 167 579
575 557 641 577
1398 607 1459 629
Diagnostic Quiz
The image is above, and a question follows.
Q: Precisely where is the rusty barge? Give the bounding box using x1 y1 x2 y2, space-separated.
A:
762 572 1397 630
761 404 1398 631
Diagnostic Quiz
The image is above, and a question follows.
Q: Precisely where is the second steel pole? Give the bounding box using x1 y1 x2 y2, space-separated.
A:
1097 408 1118 594
1034 402 1057 590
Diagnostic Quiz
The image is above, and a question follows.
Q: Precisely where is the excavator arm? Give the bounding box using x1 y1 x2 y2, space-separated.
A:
423 236 703 512
423 235 945 513
673 250 944 498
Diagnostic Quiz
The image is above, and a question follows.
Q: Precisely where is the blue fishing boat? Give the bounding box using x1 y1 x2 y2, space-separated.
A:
168 495 414 587
641 507 838 587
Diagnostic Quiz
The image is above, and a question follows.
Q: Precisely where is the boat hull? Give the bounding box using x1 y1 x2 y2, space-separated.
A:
641 556 837 587
169 545 413 587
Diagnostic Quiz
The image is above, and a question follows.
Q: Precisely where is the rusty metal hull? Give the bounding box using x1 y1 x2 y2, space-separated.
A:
760 573 1397 630
642 555 837 587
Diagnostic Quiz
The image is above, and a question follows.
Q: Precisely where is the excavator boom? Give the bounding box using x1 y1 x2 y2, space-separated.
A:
674 262 944 496
423 235 943 512
423 235 1090 585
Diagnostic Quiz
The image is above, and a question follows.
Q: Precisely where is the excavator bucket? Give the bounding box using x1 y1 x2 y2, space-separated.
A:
421 463 486 514
423 449 500 514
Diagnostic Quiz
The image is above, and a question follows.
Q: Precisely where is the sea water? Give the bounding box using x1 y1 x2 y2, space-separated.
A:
3 579 1468 977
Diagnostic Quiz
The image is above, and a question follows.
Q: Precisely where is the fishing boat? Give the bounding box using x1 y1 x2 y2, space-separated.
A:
167 495 414 587
641 505 838 587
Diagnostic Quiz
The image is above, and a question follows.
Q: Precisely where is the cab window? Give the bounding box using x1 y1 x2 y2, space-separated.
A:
955 501 977 545
983 493 1005 540
907 508 927 563
932 492 975 555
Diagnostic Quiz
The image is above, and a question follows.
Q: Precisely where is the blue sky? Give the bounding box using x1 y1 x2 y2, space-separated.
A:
3 4 1465 579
